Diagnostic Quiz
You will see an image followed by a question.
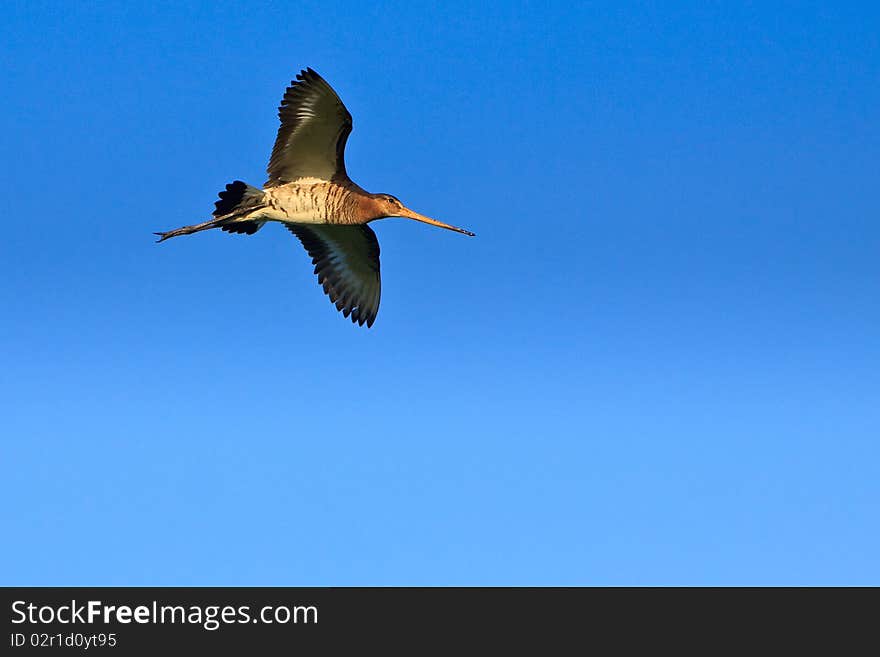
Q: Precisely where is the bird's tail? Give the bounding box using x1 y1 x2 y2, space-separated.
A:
155 180 267 242
213 180 265 218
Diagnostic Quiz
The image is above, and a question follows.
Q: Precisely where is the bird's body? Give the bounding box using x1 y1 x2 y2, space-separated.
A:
256 178 378 226
156 68 473 327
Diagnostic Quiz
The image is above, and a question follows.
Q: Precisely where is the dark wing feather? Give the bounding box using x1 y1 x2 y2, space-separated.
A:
286 224 381 328
266 68 353 185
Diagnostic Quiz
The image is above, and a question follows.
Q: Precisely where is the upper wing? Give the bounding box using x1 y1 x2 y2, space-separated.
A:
266 68 353 186
286 224 381 328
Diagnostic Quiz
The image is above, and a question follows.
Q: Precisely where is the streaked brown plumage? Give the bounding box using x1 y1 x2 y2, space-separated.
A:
155 67 474 328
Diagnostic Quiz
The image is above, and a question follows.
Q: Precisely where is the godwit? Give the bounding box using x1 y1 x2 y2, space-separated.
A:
155 67 474 328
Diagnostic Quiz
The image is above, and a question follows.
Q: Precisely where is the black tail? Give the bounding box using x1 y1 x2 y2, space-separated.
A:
214 181 247 217
214 180 267 236
213 180 265 218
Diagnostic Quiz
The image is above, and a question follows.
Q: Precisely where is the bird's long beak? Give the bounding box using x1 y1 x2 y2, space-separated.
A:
398 207 475 237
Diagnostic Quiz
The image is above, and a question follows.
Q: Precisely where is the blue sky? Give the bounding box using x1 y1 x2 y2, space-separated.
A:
1 1 878 585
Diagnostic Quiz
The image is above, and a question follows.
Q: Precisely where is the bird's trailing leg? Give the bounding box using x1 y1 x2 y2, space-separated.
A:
156 180 266 242
154 219 221 242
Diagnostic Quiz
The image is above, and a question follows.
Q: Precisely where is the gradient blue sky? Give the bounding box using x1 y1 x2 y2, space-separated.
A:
2 2 878 585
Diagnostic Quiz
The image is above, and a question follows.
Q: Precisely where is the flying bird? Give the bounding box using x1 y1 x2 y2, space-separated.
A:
155 67 474 328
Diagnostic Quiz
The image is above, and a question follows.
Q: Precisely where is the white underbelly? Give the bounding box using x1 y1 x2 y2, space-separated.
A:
251 206 324 224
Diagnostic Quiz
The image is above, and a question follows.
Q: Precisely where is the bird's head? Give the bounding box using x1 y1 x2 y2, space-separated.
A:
369 193 475 236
